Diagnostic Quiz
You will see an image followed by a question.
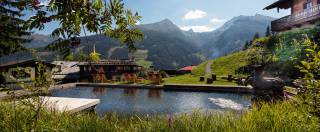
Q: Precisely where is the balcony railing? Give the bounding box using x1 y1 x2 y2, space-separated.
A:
271 4 320 31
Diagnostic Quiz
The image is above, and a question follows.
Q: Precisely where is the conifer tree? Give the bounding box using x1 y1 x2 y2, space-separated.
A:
0 0 31 57
253 32 260 40
243 41 250 50
265 26 271 37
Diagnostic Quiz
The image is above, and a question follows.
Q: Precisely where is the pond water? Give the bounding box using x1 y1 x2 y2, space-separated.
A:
51 86 252 116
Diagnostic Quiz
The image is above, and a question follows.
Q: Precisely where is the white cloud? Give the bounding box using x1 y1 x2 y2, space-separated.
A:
210 18 226 23
183 9 207 20
179 25 214 32
136 21 141 25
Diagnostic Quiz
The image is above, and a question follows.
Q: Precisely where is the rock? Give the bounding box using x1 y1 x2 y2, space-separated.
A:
246 66 285 101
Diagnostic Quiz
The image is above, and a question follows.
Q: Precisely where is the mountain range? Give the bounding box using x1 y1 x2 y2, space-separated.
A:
2 14 274 69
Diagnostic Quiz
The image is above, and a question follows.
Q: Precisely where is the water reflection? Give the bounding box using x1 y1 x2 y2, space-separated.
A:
148 89 162 99
92 87 107 97
123 88 138 97
243 95 252 100
51 87 252 116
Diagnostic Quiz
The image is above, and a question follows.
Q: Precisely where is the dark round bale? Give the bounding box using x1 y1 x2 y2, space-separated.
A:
207 78 213 84
199 76 205 82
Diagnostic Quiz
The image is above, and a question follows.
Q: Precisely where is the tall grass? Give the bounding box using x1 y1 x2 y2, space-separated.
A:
0 99 318 131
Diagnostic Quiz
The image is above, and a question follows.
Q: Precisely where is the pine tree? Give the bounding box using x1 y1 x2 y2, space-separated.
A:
253 32 260 41
0 0 31 57
265 26 271 37
244 41 250 50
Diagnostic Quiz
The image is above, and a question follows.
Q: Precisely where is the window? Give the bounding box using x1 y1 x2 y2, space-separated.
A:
304 0 313 10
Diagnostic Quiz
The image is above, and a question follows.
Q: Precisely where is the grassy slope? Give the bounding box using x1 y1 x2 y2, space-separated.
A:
192 49 252 76
191 60 209 76
210 50 251 76
164 50 252 86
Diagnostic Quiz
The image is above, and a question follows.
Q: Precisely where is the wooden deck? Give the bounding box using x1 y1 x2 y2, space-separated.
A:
42 96 100 113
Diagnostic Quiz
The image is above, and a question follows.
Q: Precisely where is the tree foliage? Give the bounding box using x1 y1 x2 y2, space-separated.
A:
1 0 143 58
89 51 101 62
298 38 320 117
0 0 31 57
26 0 143 58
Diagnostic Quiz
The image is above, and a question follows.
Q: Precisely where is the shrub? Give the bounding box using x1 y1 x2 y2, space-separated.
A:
298 38 320 117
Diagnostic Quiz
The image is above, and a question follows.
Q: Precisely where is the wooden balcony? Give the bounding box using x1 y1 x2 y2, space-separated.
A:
271 4 320 32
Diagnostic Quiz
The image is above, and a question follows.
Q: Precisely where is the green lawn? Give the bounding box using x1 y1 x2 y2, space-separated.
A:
191 60 210 76
192 49 254 77
163 50 254 86
163 74 237 86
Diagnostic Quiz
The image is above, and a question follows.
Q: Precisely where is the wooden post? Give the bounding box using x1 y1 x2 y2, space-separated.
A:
227 75 233 82
207 78 213 84
199 76 205 82
212 74 217 81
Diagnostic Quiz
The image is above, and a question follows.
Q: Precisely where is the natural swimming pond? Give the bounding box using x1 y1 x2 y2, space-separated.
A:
51 86 252 116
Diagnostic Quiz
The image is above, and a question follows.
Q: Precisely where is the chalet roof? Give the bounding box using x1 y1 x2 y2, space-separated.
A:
264 0 292 10
52 61 80 75
51 61 80 80
0 59 55 69
52 61 79 68
78 60 138 66
0 51 55 67
179 66 197 71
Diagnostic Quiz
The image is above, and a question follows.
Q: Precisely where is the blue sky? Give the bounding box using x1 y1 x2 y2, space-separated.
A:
33 0 290 34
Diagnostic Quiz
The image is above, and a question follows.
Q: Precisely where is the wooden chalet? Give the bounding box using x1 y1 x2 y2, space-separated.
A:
0 59 55 84
265 0 320 31
78 60 141 82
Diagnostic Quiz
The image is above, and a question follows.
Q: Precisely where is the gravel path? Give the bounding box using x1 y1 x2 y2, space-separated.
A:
205 61 213 75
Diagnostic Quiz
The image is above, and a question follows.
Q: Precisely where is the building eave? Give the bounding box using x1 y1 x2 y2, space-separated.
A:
264 0 292 10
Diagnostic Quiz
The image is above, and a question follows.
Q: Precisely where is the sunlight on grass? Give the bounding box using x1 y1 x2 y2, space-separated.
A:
163 74 237 86
210 50 251 76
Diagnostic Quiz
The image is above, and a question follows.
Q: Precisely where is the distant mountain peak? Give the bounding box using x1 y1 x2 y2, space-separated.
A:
138 18 181 33
154 19 176 27
188 29 194 32
159 18 172 23
254 14 275 20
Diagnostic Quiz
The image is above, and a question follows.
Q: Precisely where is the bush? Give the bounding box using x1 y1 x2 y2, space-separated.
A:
298 38 320 117
246 26 320 78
